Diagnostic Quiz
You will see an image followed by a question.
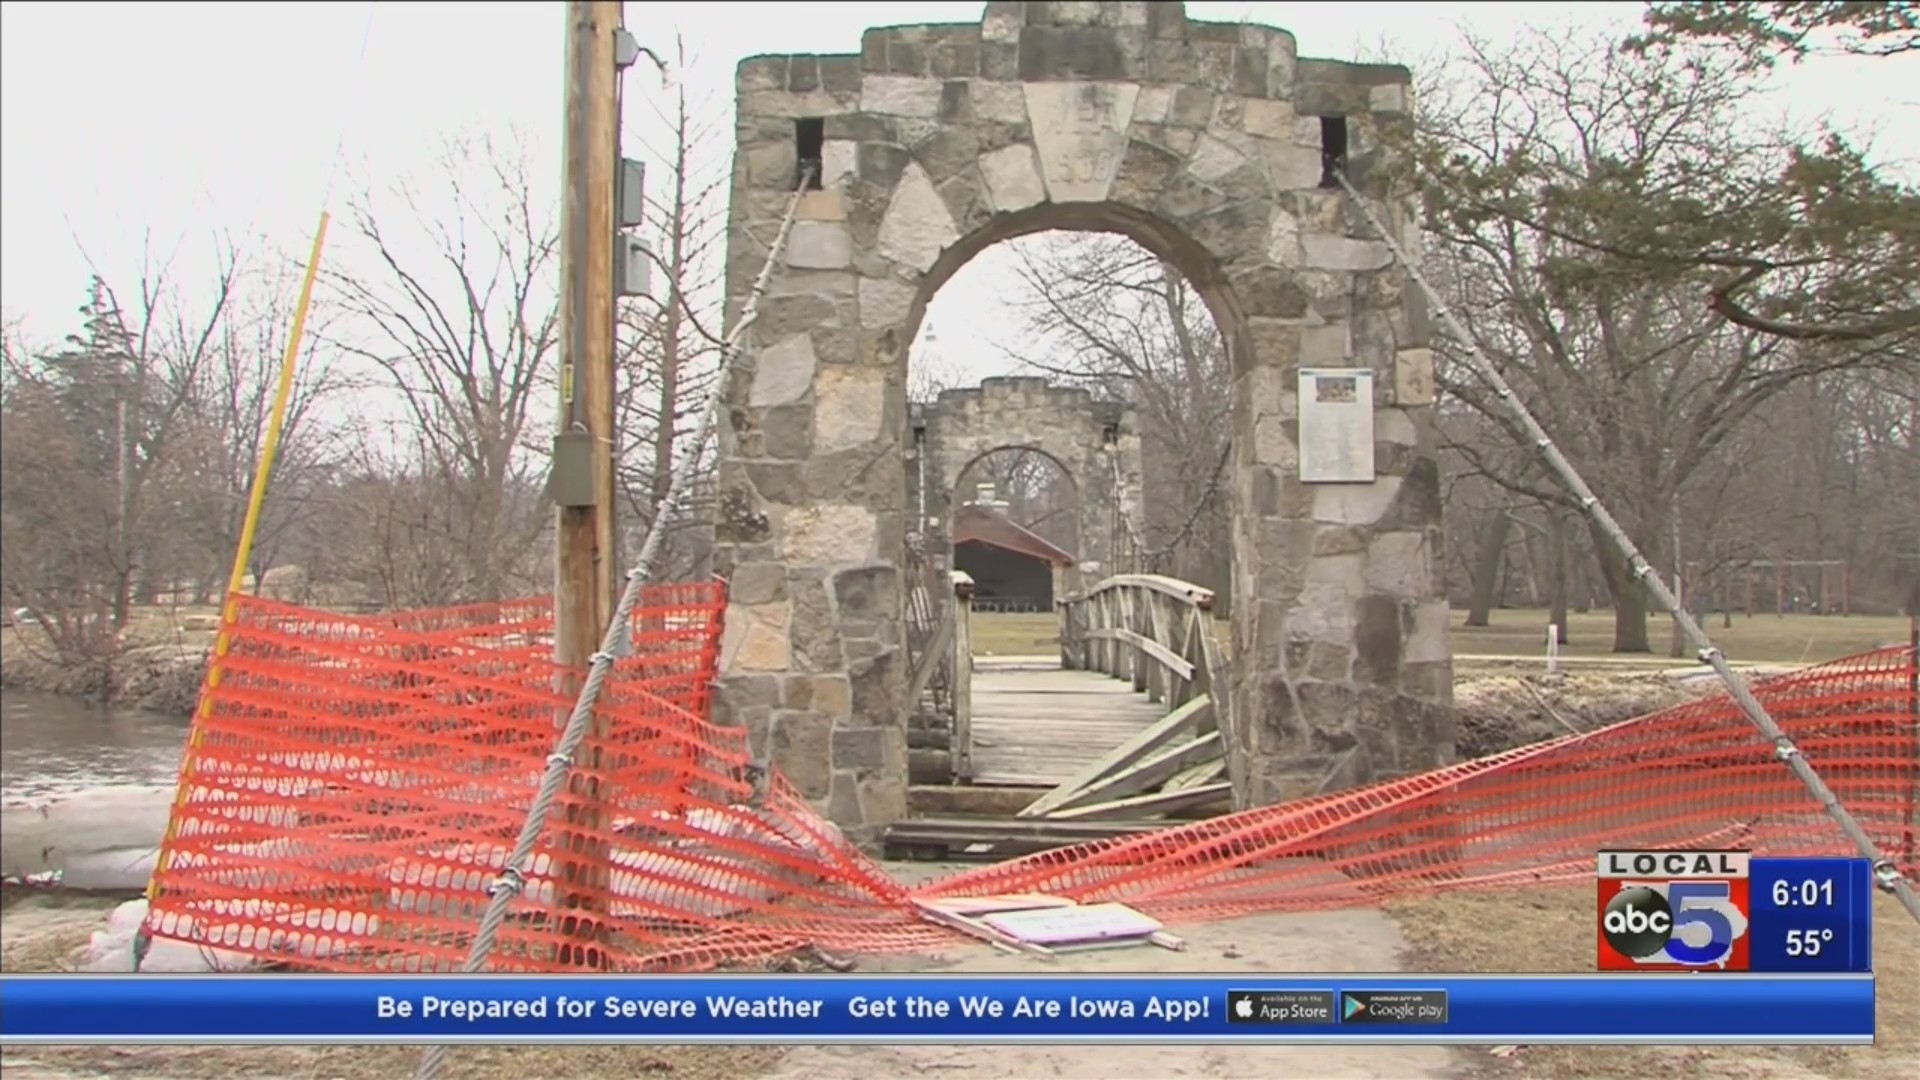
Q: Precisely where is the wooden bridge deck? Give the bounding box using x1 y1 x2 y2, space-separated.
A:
967 661 1168 786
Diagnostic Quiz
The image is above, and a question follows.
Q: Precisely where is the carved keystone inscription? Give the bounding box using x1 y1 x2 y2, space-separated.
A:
1023 82 1140 203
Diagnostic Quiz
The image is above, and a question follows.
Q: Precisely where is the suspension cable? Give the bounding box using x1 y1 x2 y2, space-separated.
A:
1329 167 1919 928
413 165 815 1080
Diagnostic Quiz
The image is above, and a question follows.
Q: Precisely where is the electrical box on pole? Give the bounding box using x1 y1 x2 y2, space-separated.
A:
615 234 652 299
618 159 646 229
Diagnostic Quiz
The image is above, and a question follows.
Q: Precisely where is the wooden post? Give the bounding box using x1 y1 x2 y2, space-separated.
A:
951 572 975 784
551 0 623 971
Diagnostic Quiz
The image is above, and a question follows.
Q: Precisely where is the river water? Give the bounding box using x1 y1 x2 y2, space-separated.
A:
0 689 189 800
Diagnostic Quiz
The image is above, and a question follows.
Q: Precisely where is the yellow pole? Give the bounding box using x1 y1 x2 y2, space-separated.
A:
144 211 332 905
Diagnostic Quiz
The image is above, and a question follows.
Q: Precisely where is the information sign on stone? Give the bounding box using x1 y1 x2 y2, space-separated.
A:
1298 368 1375 484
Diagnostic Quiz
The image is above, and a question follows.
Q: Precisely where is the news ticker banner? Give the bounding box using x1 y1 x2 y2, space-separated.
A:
0 974 1874 1045
1595 853 1874 973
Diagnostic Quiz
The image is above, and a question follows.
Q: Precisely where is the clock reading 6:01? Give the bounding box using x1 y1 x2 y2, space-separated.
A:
1772 878 1835 907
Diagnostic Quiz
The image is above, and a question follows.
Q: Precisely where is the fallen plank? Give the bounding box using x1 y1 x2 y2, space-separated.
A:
1047 731 1223 814
1046 781 1234 822
1162 758 1227 792
1016 695 1214 818
883 816 1170 844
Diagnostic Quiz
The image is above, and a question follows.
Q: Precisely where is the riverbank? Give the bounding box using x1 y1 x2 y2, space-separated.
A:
0 633 208 716
2 625 1716 759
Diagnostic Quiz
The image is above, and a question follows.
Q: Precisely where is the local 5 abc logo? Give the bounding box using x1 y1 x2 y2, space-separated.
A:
1601 881 1750 968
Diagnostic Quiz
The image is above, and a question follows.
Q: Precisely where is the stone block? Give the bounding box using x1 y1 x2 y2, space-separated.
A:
749 333 818 409
1313 477 1402 525
1300 234 1392 272
862 75 944 118
1363 530 1430 599
1264 205 1300 263
1263 141 1324 191
1370 83 1408 113
1404 600 1451 664
782 504 880 565
795 191 848 223
1132 85 1171 124
1242 97 1294 140
1018 26 1141 81
1394 348 1435 406
858 275 917 330
814 366 887 453
1235 268 1311 320
772 709 832 798
831 727 891 772
785 220 853 270
724 601 793 672
729 562 789 605
1299 322 1351 364
737 56 787 93
981 2 1022 43
878 161 959 271
969 79 1028 123
979 143 1047 212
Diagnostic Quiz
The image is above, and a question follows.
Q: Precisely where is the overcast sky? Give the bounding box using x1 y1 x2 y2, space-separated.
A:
2 1 1913 383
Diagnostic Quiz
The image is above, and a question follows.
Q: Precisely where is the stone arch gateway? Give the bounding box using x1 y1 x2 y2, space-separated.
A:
714 0 1453 844
911 377 1145 600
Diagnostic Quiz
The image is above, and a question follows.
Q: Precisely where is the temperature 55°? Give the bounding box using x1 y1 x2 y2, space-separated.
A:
1784 928 1834 957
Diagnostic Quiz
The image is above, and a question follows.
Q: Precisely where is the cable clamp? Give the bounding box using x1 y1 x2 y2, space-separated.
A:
1696 647 1721 665
589 650 614 666
1771 737 1801 762
1870 859 1906 893
488 866 527 898
546 752 573 769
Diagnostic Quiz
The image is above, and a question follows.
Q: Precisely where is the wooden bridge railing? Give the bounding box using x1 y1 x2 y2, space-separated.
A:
904 570 974 784
1023 573 1232 819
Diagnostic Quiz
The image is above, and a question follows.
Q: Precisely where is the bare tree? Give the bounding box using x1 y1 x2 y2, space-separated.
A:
1000 234 1232 592
612 38 730 578
167 255 347 602
323 135 559 603
1407 30 1900 651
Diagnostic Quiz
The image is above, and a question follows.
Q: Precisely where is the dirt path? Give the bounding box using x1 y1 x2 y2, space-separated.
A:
763 907 1450 1080
2 890 1445 1080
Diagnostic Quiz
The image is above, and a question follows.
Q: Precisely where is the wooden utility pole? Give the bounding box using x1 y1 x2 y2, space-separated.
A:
555 0 622 674
550 0 623 970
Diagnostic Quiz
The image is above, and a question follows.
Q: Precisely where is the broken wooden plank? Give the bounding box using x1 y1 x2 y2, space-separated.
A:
883 816 1169 844
1016 694 1213 818
1047 731 1223 814
904 610 955 708
1046 781 1234 822
1162 757 1227 792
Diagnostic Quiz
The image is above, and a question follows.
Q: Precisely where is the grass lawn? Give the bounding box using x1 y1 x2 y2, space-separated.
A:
969 606 1913 669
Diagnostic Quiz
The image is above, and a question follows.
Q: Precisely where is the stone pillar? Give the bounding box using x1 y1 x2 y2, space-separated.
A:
1223 55 1455 808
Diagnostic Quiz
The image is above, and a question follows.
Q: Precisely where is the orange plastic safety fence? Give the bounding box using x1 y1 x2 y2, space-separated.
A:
147 602 1919 974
